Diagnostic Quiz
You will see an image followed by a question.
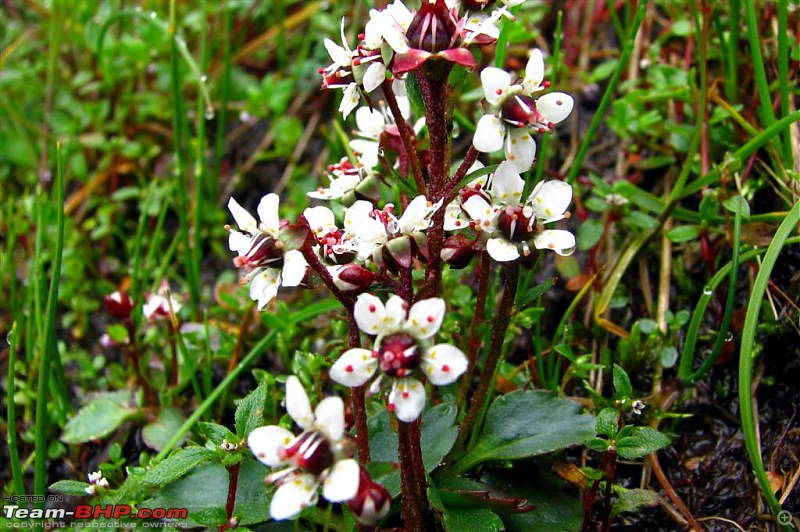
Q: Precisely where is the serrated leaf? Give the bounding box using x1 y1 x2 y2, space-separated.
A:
142 406 186 451
199 422 238 446
235 381 268 439
666 225 701 243
454 391 595 474
612 364 632 399
595 408 619 439
61 399 137 444
515 277 557 308
444 507 504 531
616 427 671 460
141 447 217 487
585 437 610 453
49 480 91 496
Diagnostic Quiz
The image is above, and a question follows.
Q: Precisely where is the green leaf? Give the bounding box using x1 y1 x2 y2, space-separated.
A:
61 399 136 444
199 422 238 446
142 406 186 451
612 364 632 399
235 381 267 439
577 219 604 251
105 323 129 343
660 346 678 368
611 486 661 519
585 437 611 453
140 457 270 527
444 507 504 532
626 211 661 230
666 225 701 243
515 277 557 308
141 447 217 487
723 195 751 219
615 427 671 460
49 480 91 496
454 391 595 473
595 408 619 439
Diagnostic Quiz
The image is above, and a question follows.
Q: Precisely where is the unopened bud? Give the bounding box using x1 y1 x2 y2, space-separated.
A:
441 234 476 269
105 291 133 320
347 466 391 526
331 264 375 293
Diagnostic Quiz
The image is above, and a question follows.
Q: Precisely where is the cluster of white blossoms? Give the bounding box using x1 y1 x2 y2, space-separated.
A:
225 0 578 524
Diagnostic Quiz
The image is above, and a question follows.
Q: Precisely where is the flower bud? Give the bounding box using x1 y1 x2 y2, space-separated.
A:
441 234 476 269
105 291 133 320
406 0 461 53
331 264 375 293
347 466 391 526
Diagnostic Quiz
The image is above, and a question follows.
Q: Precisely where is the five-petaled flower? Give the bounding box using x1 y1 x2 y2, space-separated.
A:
227 194 308 310
330 293 468 422
248 376 361 521
473 49 574 171
445 160 576 261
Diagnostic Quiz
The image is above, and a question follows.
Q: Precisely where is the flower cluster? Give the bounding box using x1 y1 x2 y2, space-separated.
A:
224 0 580 524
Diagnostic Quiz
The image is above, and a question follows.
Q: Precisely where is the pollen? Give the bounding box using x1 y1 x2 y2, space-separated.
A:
224 224 231 231
420 327 428 334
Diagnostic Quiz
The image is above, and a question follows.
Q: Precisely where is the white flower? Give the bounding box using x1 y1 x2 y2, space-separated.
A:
248 376 360 521
349 91 411 170
330 294 468 422
227 194 308 310
364 1 414 54
473 49 574 172
142 280 182 321
446 161 576 261
308 157 365 201
85 471 109 495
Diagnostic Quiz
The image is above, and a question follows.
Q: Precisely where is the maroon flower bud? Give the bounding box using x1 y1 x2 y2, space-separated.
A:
233 234 285 270
105 291 133 320
347 466 391 526
501 94 553 132
406 0 461 53
378 333 420 378
441 234 476 269
279 431 335 477
497 205 535 242
332 264 375 293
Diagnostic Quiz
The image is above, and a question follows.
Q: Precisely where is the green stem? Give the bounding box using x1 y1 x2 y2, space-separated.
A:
738 200 799 532
34 144 65 505
7 322 25 497
212 5 233 204
566 0 647 185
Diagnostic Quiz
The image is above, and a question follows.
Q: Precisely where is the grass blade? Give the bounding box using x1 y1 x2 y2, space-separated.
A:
7 322 25 497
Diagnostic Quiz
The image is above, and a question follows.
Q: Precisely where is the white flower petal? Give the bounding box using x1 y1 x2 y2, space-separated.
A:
354 293 389 335
322 459 360 502
491 160 525 204
269 473 319 520
363 63 386 93
505 128 537 173
228 197 258 235
280 250 307 288
350 139 380 169
389 378 426 423
303 206 337 237
355 107 386 138
397 195 430 234
486 237 520 262
534 229 576 256
444 201 468 231
529 180 572 223
228 229 251 254
314 396 345 442
330 348 378 387
473 114 505 153
339 83 360 119
257 193 281 236
384 295 407 327
248 425 294 467
423 344 468 385
285 376 314 430
481 67 513 105
324 38 351 68
406 298 445 340
462 195 495 224
523 49 545 94
250 269 280 309
536 92 573 125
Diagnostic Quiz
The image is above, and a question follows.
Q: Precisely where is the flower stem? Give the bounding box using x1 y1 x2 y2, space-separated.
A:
443 145 479 201
457 262 519 448
300 245 355 308
398 419 428 531
382 80 425 195
221 461 240 531
347 308 370 463
457 250 489 407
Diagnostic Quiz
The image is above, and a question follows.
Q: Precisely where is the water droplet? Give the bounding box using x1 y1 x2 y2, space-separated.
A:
204 108 215 120
149 11 157 19
702 286 713 296
200 75 208 82
725 331 734 342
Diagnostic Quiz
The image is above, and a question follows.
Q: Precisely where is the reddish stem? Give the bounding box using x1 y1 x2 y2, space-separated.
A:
383 79 426 195
347 309 371 463
457 250 490 407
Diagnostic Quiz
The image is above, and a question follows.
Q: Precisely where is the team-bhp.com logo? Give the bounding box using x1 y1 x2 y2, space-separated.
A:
3 504 188 520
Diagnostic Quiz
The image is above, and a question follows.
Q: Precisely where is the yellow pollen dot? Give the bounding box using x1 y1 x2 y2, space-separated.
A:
536 197 543 203
548 243 555 249
421 327 428 334
411 318 419 325
275 241 283 249
430 350 437 358
224 224 231 231
411 382 419 390
545 209 552 215
511 139 517 144
509 154 516 160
